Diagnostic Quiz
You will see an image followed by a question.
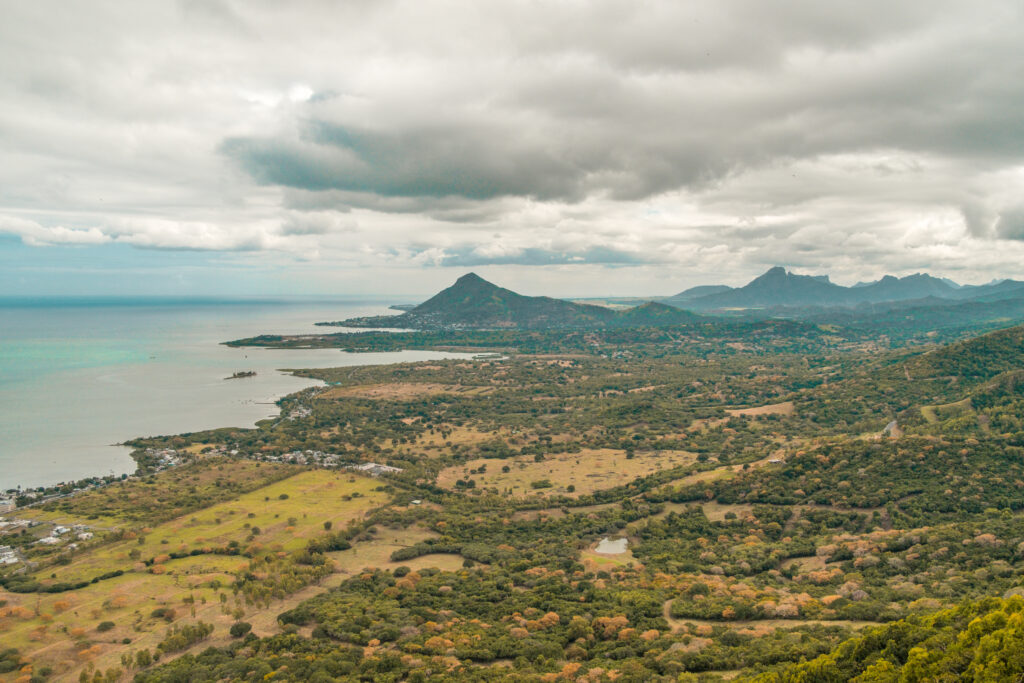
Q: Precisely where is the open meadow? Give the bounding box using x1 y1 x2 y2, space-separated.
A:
436 448 696 497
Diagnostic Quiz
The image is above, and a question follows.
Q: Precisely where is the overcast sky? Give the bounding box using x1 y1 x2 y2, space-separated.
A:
2 0 1023 297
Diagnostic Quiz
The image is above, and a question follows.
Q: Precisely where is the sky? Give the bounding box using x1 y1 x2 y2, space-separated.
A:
2 0 1024 298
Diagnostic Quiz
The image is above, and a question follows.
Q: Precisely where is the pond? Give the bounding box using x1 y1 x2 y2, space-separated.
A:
594 537 629 554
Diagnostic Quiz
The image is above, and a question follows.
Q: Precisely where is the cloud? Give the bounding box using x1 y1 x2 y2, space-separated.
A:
0 217 111 247
2 0 1024 293
995 207 1024 240
414 244 660 267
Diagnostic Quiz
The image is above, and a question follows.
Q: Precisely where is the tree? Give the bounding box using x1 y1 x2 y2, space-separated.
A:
229 622 252 638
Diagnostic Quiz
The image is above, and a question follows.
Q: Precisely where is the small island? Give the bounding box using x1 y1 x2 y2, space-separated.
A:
224 370 256 380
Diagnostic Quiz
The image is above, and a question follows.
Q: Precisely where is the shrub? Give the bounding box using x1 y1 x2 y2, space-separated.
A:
229 622 252 638
97 621 116 632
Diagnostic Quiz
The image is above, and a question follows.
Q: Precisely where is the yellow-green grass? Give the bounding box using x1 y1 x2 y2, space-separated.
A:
33 470 387 586
437 449 696 498
920 397 973 424
580 546 638 570
414 425 510 448
725 401 795 417
0 562 239 680
701 502 756 522
1 471 389 680
15 508 123 531
327 527 470 575
318 382 494 401
29 459 299 526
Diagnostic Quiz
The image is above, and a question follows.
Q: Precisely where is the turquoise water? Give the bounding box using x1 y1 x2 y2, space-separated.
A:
0 299 465 490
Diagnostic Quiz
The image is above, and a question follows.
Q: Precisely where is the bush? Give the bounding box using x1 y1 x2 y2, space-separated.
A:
229 621 252 638
97 621 116 632
150 607 176 621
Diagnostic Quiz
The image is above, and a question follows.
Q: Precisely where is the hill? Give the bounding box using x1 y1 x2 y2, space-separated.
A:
325 274 704 330
748 596 1024 682
611 301 703 326
907 322 1024 382
402 272 616 328
662 284 733 306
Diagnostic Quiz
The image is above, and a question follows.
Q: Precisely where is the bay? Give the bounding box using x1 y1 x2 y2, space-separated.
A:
0 298 459 490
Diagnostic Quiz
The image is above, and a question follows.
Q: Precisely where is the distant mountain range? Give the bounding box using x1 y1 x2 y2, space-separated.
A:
662 266 1024 311
320 268 1024 332
330 273 701 330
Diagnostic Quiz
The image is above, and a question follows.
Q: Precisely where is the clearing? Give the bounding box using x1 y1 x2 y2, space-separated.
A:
318 382 494 401
726 401 795 417
436 449 696 497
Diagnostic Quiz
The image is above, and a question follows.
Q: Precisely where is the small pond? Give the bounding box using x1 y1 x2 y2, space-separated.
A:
594 537 629 554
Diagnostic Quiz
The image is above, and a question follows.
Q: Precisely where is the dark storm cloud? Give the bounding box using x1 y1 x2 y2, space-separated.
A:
211 1 1023 208
222 121 588 201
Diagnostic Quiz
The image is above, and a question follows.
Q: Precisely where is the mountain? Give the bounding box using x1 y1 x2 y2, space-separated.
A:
327 273 706 330
956 278 1024 301
683 266 849 309
661 284 733 306
390 272 616 328
851 273 957 302
668 267 1024 312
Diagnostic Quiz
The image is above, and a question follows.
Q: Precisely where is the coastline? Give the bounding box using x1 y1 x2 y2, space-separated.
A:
0 300 456 492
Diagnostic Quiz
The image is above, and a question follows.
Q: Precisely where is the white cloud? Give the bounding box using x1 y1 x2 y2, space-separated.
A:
1 0 1023 293
0 217 111 247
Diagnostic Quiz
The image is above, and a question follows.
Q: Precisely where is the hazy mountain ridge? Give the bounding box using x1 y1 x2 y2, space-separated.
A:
665 266 1024 311
319 269 1024 333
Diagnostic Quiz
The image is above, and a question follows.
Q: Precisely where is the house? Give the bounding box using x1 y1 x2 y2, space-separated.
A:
0 545 19 565
349 463 403 477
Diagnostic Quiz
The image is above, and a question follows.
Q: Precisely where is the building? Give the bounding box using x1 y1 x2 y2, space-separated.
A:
349 462 403 476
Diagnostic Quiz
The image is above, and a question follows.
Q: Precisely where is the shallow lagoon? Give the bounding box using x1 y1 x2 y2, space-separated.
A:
0 299 468 490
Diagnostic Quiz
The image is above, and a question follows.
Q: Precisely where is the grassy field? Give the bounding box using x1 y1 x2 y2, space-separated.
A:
328 526 469 575
1 470 390 680
920 397 973 423
319 382 494 400
725 401 795 417
579 537 638 571
34 470 387 586
436 448 696 497
22 459 299 525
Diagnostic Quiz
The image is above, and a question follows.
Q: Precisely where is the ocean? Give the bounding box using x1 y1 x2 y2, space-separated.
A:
0 298 465 490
